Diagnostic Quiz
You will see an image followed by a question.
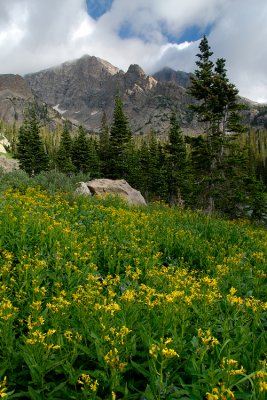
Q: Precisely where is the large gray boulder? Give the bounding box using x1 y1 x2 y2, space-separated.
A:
76 179 146 206
75 181 92 196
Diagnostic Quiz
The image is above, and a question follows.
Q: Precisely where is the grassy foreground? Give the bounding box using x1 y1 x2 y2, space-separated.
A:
0 187 266 399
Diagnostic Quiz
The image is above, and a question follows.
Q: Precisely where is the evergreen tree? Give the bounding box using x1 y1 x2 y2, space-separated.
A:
108 95 131 179
71 126 91 174
55 122 75 174
16 105 49 175
189 36 266 218
189 37 244 143
136 132 164 202
155 142 168 200
138 139 152 201
165 112 189 207
124 138 141 189
87 137 101 178
189 35 214 127
99 112 110 177
187 135 211 209
147 131 162 199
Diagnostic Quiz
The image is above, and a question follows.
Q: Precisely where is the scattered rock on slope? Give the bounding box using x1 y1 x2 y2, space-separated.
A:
0 155 19 172
76 179 146 206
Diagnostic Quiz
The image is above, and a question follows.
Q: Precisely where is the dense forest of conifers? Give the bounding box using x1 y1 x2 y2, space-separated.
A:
1 36 267 220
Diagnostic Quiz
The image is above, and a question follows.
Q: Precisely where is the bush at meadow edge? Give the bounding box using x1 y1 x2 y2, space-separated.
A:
0 186 266 399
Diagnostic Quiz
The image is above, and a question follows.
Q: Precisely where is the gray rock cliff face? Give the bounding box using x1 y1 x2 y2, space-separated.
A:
25 55 193 134
0 56 264 133
0 73 67 129
0 74 34 124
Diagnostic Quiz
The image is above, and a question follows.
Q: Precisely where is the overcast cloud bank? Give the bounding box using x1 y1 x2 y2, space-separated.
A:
0 0 266 102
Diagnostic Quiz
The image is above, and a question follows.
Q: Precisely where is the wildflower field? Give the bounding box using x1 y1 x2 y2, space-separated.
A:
0 187 266 399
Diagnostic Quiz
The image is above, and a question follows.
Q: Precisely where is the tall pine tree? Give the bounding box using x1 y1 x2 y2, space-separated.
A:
99 112 110 177
55 122 75 174
71 126 91 174
165 112 190 207
16 104 49 175
189 36 266 218
108 95 131 179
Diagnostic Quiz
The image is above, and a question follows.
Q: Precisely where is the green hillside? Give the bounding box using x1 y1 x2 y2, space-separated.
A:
0 186 266 399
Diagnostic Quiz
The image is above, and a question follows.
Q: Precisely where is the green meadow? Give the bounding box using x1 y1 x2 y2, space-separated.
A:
0 186 266 399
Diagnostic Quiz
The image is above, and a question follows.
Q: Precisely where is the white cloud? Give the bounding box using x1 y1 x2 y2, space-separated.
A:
0 0 266 102
71 17 95 41
208 0 267 102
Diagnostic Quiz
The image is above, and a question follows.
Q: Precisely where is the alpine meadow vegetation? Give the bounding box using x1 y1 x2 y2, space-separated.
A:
0 185 266 399
0 36 266 399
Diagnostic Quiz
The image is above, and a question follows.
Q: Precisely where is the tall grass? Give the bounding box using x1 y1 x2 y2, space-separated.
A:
0 187 266 399
0 169 92 194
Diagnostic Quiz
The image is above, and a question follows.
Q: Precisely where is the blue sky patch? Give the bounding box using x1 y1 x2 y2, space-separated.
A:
118 22 149 42
162 23 214 44
118 22 133 40
117 19 214 44
86 0 113 20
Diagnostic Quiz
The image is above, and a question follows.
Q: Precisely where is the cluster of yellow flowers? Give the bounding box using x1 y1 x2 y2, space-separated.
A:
103 326 132 371
104 325 132 346
206 384 235 400
77 373 98 392
104 348 127 370
197 328 220 348
254 360 267 393
0 187 266 398
25 328 60 351
63 330 82 342
46 293 71 314
220 357 246 375
227 287 267 312
149 337 179 359
0 376 8 398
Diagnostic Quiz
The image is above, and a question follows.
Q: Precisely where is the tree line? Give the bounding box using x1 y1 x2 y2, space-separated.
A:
15 37 266 219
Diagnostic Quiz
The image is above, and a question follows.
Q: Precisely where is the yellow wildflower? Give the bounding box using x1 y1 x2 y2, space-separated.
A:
254 371 267 379
0 376 8 398
77 374 99 393
198 328 219 348
161 348 179 358
259 381 267 391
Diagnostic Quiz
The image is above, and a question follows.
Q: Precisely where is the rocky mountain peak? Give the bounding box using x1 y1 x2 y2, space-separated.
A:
125 63 157 90
73 55 121 76
15 54 263 134
126 64 146 77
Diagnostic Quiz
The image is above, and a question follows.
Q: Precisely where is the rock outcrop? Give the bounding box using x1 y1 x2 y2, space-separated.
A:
0 155 19 172
75 182 92 196
0 74 34 124
0 55 262 133
0 73 69 129
75 179 146 206
25 55 192 134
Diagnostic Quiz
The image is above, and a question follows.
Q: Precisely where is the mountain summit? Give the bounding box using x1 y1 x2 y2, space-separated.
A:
24 55 192 133
0 55 265 133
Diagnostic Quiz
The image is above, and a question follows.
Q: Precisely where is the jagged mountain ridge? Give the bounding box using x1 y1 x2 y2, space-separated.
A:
24 55 194 134
0 55 266 133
